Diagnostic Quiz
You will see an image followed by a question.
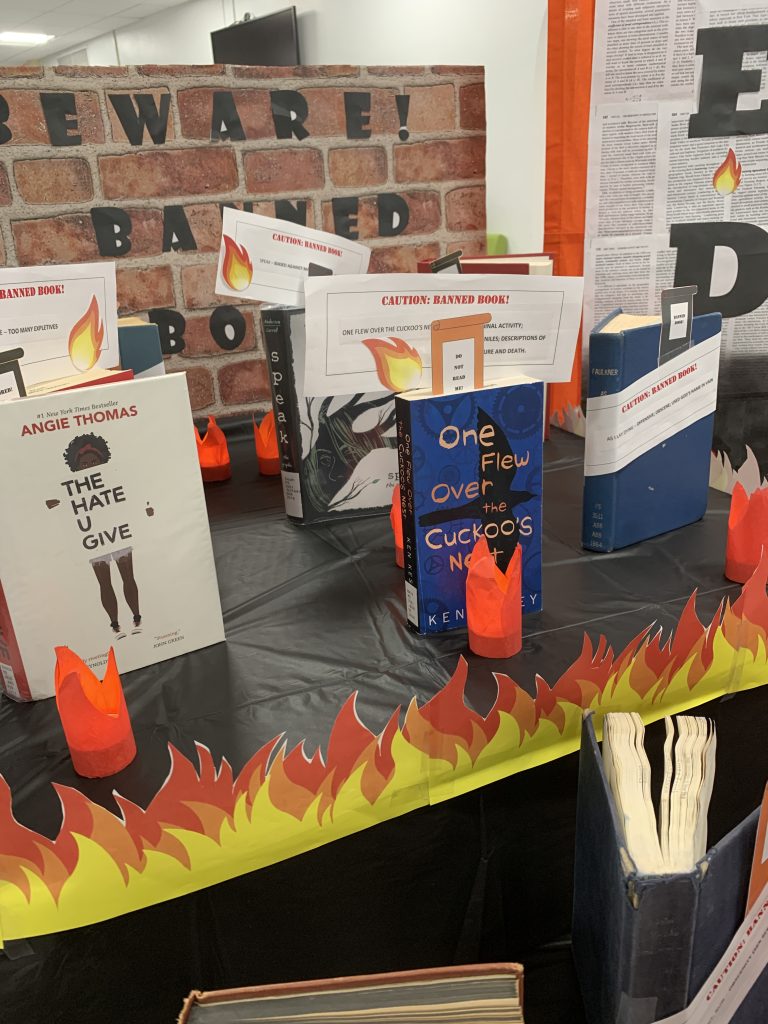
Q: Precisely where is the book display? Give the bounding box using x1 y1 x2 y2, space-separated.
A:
0 30 767 1024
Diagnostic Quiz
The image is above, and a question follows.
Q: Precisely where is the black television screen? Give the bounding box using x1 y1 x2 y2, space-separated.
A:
211 6 300 66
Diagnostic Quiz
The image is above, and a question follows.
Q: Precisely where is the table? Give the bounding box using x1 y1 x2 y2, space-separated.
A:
2 427 767 1024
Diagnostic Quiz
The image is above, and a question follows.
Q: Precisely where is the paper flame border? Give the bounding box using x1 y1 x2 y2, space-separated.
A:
2 553 768 943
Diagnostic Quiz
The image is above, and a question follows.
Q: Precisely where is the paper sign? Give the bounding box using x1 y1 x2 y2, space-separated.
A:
430 312 490 394
654 881 768 1024
0 262 118 398
215 209 371 305
303 273 584 396
585 334 721 476
747 784 768 914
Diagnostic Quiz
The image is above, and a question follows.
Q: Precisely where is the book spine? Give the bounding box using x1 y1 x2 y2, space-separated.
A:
395 395 420 633
582 331 624 552
260 308 305 522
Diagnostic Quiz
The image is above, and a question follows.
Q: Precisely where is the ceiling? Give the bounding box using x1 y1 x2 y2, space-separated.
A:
0 0 194 65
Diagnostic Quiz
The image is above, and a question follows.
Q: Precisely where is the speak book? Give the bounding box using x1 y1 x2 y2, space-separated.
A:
179 963 525 1024
582 309 722 552
260 305 398 525
396 377 543 635
573 713 768 1024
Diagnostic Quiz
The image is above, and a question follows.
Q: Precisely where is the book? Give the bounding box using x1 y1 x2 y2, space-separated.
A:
582 309 722 552
601 712 716 875
0 374 224 701
25 366 134 397
260 305 398 525
573 712 768 1024
179 964 525 1024
396 377 543 635
417 253 554 275
117 317 165 379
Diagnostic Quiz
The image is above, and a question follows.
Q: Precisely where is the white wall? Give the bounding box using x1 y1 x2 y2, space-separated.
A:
51 0 548 250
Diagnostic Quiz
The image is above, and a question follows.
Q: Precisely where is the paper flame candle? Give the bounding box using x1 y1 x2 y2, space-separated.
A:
466 537 522 659
254 410 280 475
362 336 423 392
390 484 404 568
712 148 742 195
68 295 105 372
195 416 231 482
221 235 253 291
54 646 136 778
725 482 768 583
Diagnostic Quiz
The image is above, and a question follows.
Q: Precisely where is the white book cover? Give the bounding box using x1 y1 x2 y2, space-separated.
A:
0 374 224 701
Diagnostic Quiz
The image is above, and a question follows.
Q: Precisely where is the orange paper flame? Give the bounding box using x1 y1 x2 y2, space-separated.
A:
3 554 768 941
390 484 404 568
725 482 768 583
54 646 136 778
195 416 231 482
466 537 522 658
713 148 742 195
221 235 253 291
254 410 280 475
363 337 422 392
68 295 104 372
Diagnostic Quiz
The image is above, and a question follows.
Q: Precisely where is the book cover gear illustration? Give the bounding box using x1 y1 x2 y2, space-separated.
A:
261 306 398 524
0 374 225 701
396 378 543 635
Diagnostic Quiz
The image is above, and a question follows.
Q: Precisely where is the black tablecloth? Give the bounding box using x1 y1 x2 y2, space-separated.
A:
2 428 767 1024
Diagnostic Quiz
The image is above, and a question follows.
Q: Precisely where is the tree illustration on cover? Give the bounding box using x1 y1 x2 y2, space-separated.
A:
303 394 397 513
45 434 154 639
418 408 536 572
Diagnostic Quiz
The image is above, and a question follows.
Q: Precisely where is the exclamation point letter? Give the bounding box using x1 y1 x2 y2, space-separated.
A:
396 94 410 141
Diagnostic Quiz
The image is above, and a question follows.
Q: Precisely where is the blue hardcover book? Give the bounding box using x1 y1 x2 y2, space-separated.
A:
395 377 543 636
583 309 722 552
573 713 768 1024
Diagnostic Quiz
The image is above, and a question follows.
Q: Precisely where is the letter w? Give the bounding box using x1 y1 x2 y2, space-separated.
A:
108 93 171 145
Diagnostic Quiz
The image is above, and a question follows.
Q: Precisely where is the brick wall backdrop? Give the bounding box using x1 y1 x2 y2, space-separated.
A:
0 64 487 418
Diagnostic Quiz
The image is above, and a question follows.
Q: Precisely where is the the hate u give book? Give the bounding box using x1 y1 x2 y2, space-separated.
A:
0 374 224 701
396 378 543 635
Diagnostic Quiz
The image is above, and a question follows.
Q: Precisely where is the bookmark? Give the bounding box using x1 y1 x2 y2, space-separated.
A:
430 312 492 395
659 285 697 365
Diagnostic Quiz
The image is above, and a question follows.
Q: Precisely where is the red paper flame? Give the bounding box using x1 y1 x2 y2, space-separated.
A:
466 537 522 658
195 416 231 481
362 337 422 392
725 483 768 583
68 296 105 372
54 647 136 778
254 410 280 475
221 235 253 291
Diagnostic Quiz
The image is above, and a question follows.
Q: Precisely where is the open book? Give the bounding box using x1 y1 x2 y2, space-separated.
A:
179 965 525 1024
602 712 717 874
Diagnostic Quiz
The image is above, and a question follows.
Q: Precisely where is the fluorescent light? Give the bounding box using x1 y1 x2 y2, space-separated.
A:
0 31 55 46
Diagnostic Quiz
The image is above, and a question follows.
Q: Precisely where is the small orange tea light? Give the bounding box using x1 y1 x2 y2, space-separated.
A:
54 646 136 778
195 416 231 483
254 410 280 476
466 537 522 659
725 482 768 583
390 484 404 568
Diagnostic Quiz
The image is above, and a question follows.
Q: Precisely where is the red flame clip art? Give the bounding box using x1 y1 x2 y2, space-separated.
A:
68 295 105 372
466 537 522 659
221 235 253 291
363 337 423 392
254 410 280 476
713 148 742 195
390 484 404 568
54 646 136 778
725 482 768 583
195 416 231 483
